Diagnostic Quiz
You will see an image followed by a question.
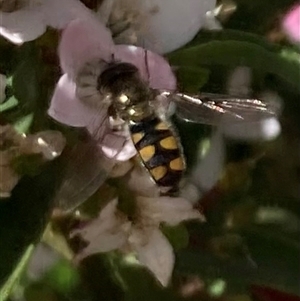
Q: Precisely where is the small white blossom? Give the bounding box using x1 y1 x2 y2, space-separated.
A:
191 129 225 193
98 0 218 54
72 196 204 286
0 0 94 44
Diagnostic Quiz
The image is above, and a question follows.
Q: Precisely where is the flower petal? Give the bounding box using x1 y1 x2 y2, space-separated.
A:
48 74 96 127
282 4 300 44
100 132 136 161
226 66 252 97
42 0 94 30
48 75 135 162
179 183 200 205
126 166 160 197
191 130 225 192
114 45 176 91
135 0 217 54
59 18 114 79
72 199 130 258
137 195 205 226
0 9 46 44
129 227 174 286
222 117 281 141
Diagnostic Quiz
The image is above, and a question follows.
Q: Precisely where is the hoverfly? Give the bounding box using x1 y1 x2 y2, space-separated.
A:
54 54 277 212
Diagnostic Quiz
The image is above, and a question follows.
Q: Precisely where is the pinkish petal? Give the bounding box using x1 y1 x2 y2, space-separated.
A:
49 74 112 145
48 74 94 127
48 76 135 163
146 49 177 91
59 18 114 79
100 132 136 161
282 4 300 43
114 45 176 91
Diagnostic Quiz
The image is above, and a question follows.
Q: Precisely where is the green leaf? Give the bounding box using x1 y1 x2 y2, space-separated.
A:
186 29 282 52
12 51 41 111
11 154 45 177
160 223 189 251
167 41 300 92
175 66 210 93
0 160 62 293
43 259 80 295
13 113 34 134
0 245 34 301
105 253 179 301
24 282 58 301
0 96 18 113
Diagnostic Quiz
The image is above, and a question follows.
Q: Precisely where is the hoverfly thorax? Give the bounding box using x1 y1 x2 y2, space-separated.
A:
97 62 156 121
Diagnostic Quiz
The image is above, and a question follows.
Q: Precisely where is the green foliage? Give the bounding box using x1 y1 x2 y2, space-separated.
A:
160 223 189 251
0 160 62 294
1 1 300 300
168 40 300 92
174 66 210 93
13 113 34 134
12 54 41 112
187 29 283 51
0 97 18 113
11 154 45 177
105 253 180 301
0 246 34 301
42 260 80 295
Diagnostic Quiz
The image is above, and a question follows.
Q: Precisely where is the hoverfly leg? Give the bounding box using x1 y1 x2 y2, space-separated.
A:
107 104 126 132
111 52 116 63
144 49 150 84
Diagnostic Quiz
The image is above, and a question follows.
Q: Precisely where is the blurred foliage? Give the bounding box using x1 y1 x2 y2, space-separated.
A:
0 0 300 300
167 40 300 93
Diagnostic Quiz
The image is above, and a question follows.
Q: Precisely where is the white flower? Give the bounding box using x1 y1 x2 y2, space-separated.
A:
98 0 218 54
48 17 176 162
0 0 94 44
191 129 225 194
72 196 204 286
0 73 7 103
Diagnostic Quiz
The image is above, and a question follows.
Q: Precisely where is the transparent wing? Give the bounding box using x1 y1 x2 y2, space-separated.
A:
167 92 278 125
54 133 114 212
53 104 126 212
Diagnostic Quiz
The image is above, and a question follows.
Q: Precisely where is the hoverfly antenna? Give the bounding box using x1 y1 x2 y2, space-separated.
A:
144 49 150 84
111 52 115 63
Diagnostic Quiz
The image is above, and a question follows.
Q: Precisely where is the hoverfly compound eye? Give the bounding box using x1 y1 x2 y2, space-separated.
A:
118 94 130 104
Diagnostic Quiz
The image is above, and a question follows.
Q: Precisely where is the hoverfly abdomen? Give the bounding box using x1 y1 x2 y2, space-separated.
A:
129 116 186 194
